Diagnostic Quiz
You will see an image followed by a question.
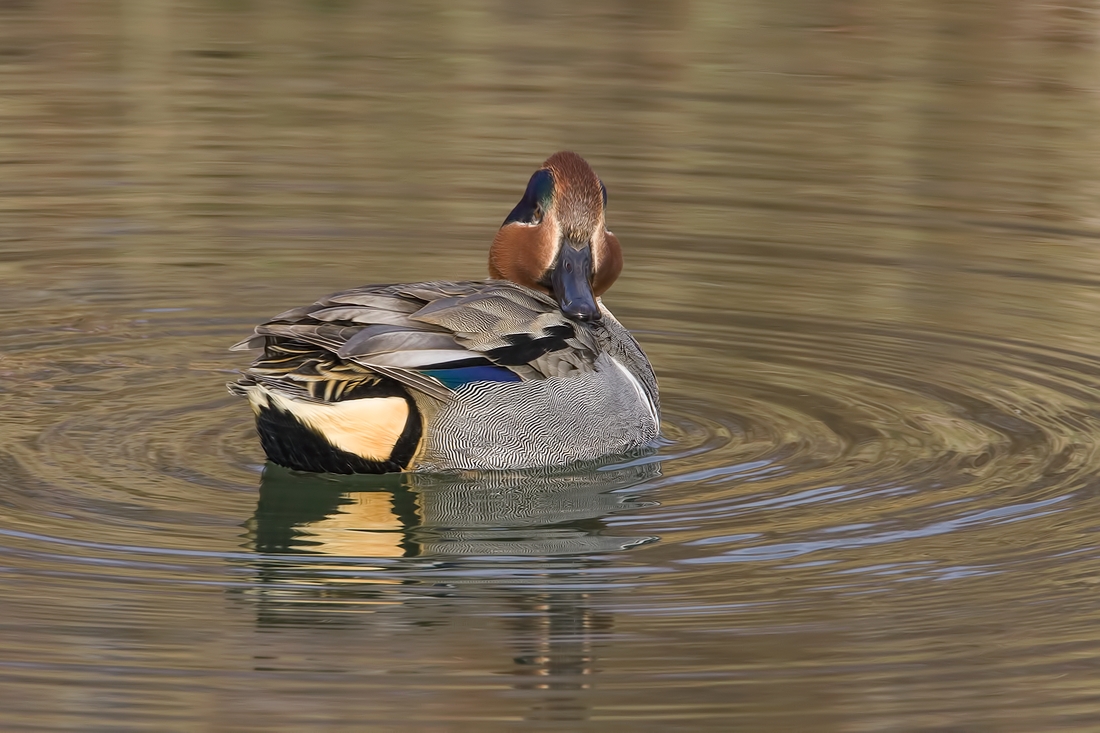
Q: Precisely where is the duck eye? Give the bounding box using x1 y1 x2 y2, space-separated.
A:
600 181 608 209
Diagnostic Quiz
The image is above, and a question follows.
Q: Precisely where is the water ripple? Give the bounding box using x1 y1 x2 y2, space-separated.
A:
2 307 1097 589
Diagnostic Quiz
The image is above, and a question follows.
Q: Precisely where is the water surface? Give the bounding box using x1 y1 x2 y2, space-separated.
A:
4 1 1100 730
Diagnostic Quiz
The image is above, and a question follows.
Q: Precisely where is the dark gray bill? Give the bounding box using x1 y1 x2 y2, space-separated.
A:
552 242 601 322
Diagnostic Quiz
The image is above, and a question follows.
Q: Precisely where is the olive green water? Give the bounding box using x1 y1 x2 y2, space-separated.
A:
4 1 1100 730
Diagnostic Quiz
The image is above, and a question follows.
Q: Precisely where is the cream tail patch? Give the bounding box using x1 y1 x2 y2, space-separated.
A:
245 384 409 461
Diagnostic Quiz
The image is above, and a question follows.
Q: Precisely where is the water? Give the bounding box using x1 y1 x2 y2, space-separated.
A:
4 1 1100 729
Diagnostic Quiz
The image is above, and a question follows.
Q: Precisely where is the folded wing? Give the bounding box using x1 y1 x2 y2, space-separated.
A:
230 281 599 404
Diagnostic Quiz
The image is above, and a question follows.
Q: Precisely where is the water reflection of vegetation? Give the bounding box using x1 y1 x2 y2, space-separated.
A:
8 0 1100 373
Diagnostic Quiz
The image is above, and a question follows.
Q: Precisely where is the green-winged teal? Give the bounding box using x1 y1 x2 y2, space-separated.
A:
230 152 660 473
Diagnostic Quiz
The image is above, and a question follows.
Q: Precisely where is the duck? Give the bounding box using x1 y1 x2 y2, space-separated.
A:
229 151 660 474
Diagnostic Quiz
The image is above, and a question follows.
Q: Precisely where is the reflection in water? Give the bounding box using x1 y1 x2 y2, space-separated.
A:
239 462 660 720
247 461 661 557
248 469 417 557
506 591 612 722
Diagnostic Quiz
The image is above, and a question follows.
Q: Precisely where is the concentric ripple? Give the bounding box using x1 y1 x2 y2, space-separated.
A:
620 315 1100 602
4 304 1098 574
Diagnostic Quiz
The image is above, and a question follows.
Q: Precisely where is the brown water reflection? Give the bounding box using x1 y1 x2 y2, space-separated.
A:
4 0 1100 730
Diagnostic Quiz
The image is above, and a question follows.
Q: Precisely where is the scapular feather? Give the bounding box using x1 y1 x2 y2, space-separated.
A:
232 280 605 412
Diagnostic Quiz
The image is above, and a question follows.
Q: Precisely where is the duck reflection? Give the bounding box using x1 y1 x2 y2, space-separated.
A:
237 460 661 722
246 460 661 557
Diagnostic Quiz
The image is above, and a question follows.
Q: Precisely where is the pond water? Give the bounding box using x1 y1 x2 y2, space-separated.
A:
4 1 1100 730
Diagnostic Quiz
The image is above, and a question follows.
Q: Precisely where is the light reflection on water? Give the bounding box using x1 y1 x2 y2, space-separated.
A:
4 0 1100 729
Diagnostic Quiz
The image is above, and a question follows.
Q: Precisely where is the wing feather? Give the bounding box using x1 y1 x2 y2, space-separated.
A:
231 280 600 406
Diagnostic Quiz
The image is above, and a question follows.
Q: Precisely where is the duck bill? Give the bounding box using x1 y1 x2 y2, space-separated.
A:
552 242 602 322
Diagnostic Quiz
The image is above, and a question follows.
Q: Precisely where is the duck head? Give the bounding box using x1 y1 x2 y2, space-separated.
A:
489 151 622 322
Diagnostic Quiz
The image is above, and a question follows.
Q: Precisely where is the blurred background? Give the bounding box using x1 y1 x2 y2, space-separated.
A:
4 1 1100 730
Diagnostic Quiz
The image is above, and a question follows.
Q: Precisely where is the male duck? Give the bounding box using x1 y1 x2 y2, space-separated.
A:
230 151 660 473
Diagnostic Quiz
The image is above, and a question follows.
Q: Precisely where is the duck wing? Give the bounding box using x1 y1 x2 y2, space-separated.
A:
230 281 598 403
